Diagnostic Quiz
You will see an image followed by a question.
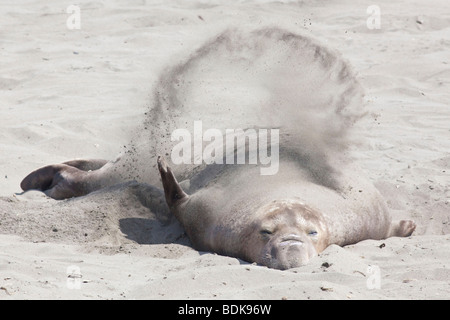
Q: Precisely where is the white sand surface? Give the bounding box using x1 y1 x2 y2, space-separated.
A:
1 0 449 299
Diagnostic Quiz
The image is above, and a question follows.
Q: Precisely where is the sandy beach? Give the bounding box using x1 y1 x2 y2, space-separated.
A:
1 0 449 299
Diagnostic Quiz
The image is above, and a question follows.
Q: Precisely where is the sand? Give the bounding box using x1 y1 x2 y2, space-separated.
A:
1 0 449 299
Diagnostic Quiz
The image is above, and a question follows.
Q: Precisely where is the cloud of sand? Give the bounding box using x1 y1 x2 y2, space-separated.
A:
130 27 365 189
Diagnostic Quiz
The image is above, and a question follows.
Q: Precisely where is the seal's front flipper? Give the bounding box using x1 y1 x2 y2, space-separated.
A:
157 156 189 210
388 220 416 238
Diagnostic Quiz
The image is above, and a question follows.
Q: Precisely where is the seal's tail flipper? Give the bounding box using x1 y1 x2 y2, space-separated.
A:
157 156 189 210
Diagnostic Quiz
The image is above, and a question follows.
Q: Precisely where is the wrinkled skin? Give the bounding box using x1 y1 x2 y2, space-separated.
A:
244 200 329 269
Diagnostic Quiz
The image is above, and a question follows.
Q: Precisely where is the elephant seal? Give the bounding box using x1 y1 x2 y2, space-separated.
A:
20 152 416 270
20 28 416 269
157 152 415 270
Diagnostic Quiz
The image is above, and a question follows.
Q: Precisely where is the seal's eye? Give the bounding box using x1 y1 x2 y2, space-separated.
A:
308 230 318 236
260 229 273 236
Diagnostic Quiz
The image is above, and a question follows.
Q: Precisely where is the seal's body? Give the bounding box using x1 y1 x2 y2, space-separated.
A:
158 155 415 270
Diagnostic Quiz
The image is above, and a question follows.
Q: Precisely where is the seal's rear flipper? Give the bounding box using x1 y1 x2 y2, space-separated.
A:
21 165 64 192
62 159 108 171
21 159 109 193
21 163 90 200
20 160 106 200
157 156 188 209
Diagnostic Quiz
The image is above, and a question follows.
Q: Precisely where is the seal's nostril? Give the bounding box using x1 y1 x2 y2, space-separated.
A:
281 234 302 242
279 235 303 247
279 240 303 247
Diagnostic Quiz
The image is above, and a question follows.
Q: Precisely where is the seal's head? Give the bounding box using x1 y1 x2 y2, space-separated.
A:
244 200 329 270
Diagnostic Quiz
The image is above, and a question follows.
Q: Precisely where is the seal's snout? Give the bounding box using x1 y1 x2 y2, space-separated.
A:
253 199 326 269
260 232 318 270
279 234 304 247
